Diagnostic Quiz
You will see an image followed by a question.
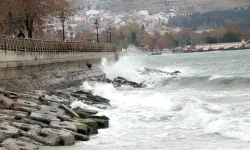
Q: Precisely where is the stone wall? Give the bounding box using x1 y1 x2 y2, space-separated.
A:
0 52 115 92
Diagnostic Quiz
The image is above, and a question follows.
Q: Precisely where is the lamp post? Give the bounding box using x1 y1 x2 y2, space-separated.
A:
109 27 111 44
59 12 66 41
94 19 99 43
106 31 109 43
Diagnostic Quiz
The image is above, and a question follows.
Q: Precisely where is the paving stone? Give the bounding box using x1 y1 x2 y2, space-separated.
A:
42 128 75 146
30 112 60 124
12 122 41 132
1 138 38 150
0 95 14 109
0 125 21 142
26 129 60 146
50 121 77 132
17 137 44 146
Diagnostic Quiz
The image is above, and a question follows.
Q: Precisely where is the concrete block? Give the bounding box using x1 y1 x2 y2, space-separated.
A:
0 95 14 109
50 121 77 132
17 137 44 146
20 118 49 128
39 105 65 116
16 99 38 108
30 112 60 124
0 125 21 142
0 110 29 119
1 138 38 150
26 129 60 146
0 114 14 122
42 128 75 146
12 122 41 132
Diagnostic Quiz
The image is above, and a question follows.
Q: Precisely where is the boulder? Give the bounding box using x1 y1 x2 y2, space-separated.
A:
50 121 77 132
17 137 44 146
89 118 109 129
30 112 60 124
11 122 41 132
73 108 98 118
42 128 75 146
0 125 21 142
1 138 38 150
59 104 79 118
26 129 60 146
113 77 146 88
0 95 14 109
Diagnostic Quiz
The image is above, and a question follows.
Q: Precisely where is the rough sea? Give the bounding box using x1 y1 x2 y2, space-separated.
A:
77 50 250 150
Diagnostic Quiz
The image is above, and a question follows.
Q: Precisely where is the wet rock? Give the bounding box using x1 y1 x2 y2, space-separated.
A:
1 138 38 150
30 112 60 124
89 118 109 129
11 122 41 132
0 110 28 119
39 105 65 116
60 104 79 118
74 119 98 134
42 128 75 146
65 130 89 141
0 125 21 142
73 108 98 119
0 95 14 109
26 129 60 146
20 118 49 128
17 137 44 146
58 115 73 122
75 122 89 135
113 77 146 88
50 121 77 132
142 68 181 76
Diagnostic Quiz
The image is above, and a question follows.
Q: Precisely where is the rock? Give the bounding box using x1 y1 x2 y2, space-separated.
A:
50 121 77 132
26 129 60 146
42 128 75 146
0 147 6 150
39 105 65 116
30 112 60 124
74 119 98 134
0 125 21 142
3 91 18 100
1 138 38 150
11 105 38 113
11 122 41 132
20 118 49 128
73 108 98 119
40 95 69 105
89 118 109 129
0 110 29 119
59 104 79 118
0 95 14 109
15 99 38 108
58 115 73 122
0 88 4 94
113 77 146 88
88 115 110 120
0 114 15 122
75 122 89 135
17 137 44 146
65 130 89 141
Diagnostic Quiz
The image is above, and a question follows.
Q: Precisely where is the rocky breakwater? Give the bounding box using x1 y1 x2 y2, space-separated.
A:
0 87 110 150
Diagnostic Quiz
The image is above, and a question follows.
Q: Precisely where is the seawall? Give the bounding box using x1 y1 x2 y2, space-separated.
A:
0 52 115 92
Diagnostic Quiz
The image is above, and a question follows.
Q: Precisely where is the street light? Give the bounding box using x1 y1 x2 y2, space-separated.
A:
106 30 109 43
59 12 66 41
108 27 111 44
94 19 99 43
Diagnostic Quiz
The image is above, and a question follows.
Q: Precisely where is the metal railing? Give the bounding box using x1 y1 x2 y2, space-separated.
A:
0 36 114 52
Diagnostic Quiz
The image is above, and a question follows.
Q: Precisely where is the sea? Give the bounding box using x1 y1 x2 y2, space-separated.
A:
76 50 250 150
